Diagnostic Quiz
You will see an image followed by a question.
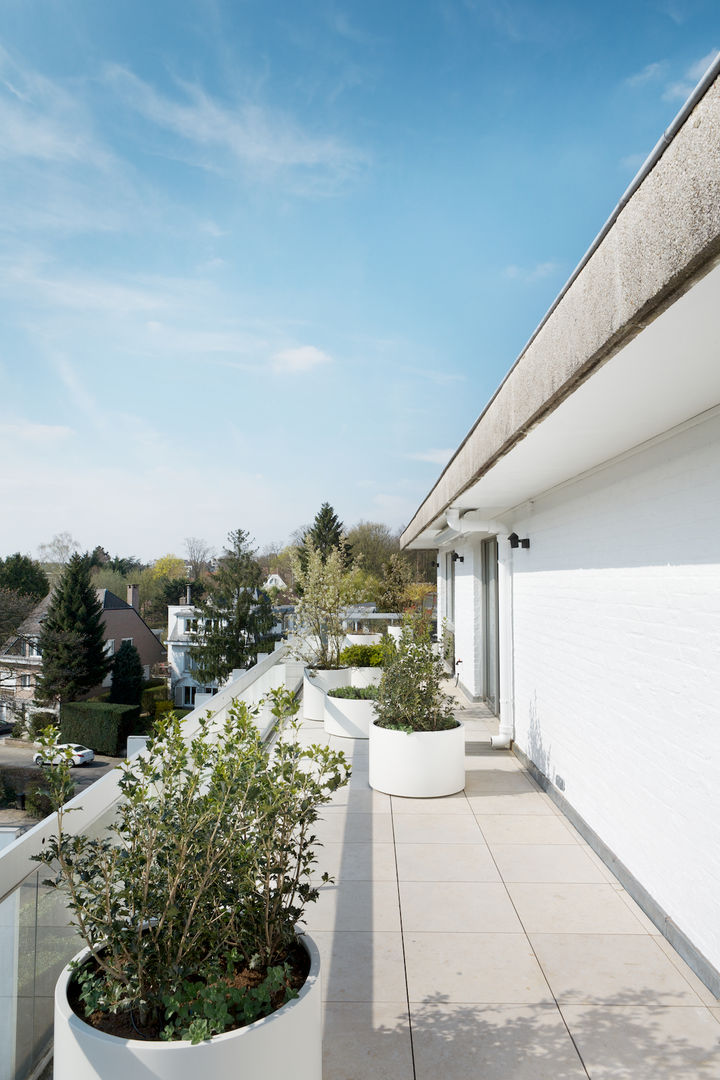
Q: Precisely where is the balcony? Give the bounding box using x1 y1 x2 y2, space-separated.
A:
1 651 718 1080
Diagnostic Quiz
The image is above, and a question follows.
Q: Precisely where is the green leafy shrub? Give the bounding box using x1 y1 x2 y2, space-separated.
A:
338 644 383 668
34 694 350 1042
59 701 140 756
374 617 455 733
0 770 15 807
328 685 379 700
152 699 175 718
140 684 171 716
25 781 53 819
28 711 58 739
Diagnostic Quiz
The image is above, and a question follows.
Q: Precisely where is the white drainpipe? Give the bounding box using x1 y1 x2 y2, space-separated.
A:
444 509 515 751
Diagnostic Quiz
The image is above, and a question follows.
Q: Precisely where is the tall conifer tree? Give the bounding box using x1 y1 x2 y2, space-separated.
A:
36 554 111 705
191 529 276 684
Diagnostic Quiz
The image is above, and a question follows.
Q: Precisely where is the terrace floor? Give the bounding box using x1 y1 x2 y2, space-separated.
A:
296 692 720 1080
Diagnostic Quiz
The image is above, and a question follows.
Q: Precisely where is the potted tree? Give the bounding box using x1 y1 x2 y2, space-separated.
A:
369 619 464 798
36 692 350 1080
291 540 350 720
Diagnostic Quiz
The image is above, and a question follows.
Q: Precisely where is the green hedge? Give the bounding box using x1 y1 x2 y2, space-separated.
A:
60 701 140 757
141 683 171 716
338 644 384 668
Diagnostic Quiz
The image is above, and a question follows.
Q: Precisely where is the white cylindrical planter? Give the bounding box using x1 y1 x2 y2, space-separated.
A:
324 695 378 739
387 626 402 644
344 633 382 646
54 936 322 1080
350 667 382 690
368 720 465 798
302 668 349 721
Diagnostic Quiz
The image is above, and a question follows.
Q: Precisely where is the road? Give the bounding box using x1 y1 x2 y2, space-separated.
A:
0 738 122 792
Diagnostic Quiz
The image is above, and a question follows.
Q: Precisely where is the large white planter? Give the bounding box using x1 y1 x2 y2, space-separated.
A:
344 633 382 646
368 720 465 798
54 935 322 1080
324 694 378 739
350 666 382 690
302 668 348 721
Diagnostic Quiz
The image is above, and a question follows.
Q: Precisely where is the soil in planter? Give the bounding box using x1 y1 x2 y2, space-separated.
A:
68 941 310 1041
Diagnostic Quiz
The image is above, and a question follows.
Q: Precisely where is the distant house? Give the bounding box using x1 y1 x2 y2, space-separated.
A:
262 573 287 592
0 585 165 719
166 599 219 707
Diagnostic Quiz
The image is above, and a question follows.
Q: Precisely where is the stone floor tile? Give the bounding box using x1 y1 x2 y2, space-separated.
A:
653 937 720 1007
710 1007 720 1025
304 881 401 932
399 881 523 933
390 792 473 814
392 813 484 845
506 883 653 935
405 932 553 1004
410 1002 587 1080
395 842 500 882
323 787 392 813
466 790 557 815
560 1003 720 1079
490 844 608 883
323 1002 414 1080
613 889 661 934
477 813 580 846
312 842 397 883
530 933 705 1004
464 770 538 796
314 812 393 844
313 931 407 1002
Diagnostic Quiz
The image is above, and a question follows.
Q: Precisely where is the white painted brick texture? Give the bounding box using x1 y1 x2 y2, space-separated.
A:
510 412 720 974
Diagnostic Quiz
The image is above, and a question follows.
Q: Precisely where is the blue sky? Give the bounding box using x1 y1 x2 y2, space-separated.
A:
1 0 718 562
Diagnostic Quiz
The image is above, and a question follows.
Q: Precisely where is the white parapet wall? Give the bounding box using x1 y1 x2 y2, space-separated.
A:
508 409 720 979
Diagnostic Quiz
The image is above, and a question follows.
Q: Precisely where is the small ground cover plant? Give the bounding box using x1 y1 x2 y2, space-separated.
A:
33 691 350 1043
327 685 379 700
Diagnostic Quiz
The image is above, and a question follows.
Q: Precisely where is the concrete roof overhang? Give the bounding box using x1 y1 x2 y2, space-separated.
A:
401 76 720 550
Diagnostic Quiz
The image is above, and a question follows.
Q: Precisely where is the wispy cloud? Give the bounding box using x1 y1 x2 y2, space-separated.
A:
620 152 646 174
406 448 453 466
400 366 465 386
270 345 334 374
503 261 560 283
0 419 72 444
625 61 666 88
663 49 719 102
104 64 368 193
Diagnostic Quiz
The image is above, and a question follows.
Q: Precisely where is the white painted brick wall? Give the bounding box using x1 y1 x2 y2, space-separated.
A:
510 411 720 973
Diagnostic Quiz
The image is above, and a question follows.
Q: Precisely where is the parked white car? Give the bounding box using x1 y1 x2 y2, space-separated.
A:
33 744 95 767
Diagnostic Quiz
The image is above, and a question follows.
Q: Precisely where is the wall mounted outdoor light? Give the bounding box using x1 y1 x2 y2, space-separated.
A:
508 533 530 549
451 552 464 562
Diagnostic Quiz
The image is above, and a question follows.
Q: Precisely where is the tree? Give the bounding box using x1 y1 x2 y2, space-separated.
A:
345 522 399 578
151 554 186 581
191 529 275 684
303 503 351 565
0 587 37 642
377 553 414 614
291 539 347 669
110 641 144 706
36 554 112 705
184 537 214 581
0 553 49 602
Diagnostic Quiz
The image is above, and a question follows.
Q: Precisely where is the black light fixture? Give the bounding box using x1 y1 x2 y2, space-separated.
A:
451 551 464 562
508 532 530 549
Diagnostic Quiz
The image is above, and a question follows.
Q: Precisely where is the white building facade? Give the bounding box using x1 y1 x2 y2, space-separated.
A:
402 65 720 996
166 604 219 707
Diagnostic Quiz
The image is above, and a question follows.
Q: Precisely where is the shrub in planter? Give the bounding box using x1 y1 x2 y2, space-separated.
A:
34 693 350 1046
370 618 463 798
338 644 383 669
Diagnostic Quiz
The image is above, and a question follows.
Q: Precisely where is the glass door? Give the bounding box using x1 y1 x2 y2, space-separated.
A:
481 538 499 714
